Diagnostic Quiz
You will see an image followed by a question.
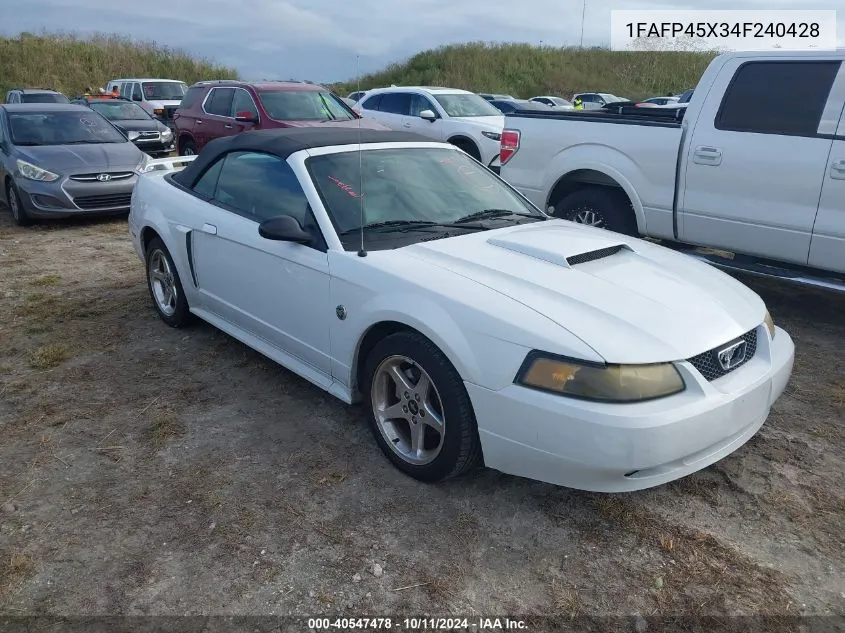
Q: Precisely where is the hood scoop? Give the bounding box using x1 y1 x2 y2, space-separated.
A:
487 231 631 269
566 244 627 266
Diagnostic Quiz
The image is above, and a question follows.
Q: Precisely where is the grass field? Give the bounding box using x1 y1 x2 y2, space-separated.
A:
331 42 717 100
0 32 238 99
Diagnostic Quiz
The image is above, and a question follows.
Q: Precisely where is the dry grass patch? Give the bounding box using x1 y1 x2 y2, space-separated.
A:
590 496 793 615
148 411 185 446
550 580 581 618
29 274 61 287
28 343 72 369
0 551 35 598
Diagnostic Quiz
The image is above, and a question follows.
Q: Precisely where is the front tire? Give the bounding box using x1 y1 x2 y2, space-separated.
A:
145 237 192 327
553 186 637 236
450 139 481 162
362 331 483 482
5 180 32 227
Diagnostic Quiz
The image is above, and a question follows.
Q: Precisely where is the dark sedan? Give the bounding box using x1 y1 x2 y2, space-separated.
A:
0 103 148 226
75 98 175 157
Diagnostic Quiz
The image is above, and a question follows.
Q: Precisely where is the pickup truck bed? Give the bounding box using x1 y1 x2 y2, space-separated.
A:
499 48 845 291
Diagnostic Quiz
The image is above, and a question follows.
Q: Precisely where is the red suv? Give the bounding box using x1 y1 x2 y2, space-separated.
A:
174 80 388 155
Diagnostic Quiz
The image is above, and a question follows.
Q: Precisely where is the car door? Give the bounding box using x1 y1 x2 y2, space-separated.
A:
228 87 260 133
406 93 444 139
189 150 333 378
678 59 841 265
808 90 845 273
194 87 234 151
371 92 411 132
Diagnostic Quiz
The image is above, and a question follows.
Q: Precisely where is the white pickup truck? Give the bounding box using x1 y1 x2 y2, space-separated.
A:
498 49 845 291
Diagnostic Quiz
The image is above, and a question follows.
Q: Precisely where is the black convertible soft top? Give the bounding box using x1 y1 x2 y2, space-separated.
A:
172 127 433 187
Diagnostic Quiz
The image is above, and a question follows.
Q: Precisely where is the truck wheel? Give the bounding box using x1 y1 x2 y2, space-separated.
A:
553 187 637 236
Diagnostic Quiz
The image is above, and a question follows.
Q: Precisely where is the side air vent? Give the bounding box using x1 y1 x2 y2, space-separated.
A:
566 244 625 266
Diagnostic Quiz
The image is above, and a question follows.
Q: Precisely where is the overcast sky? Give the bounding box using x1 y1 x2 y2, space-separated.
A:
3 0 842 84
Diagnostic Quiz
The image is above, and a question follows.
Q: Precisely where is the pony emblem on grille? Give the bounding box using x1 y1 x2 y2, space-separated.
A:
717 340 747 371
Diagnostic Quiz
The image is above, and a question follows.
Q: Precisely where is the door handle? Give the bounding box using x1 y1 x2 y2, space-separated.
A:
831 158 845 180
195 119 203 124
224 124 233 129
402 122 412 128
201 223 217 235
693 145 722 166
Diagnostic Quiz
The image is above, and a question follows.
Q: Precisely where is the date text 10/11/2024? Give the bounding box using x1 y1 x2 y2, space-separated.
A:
308 617 528 630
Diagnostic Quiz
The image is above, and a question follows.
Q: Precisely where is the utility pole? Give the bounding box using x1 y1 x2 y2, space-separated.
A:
580 0 586 47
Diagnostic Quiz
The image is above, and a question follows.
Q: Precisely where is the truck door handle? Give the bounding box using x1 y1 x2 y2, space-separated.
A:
224 124 233 129
201 223 217 235
693 146 722 165
831 159 845 180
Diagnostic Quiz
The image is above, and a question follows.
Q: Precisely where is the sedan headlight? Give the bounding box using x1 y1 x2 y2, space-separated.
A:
763 310 776 339
135 154 152 174
481 130 501 141
16 159 59 182
516 354 685 402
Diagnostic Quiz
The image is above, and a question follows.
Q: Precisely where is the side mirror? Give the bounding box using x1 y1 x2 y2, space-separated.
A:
258 215 312 244
419 109 437 121
235 111 259 123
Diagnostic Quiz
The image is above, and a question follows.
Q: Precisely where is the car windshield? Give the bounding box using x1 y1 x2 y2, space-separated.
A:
678 89 694 103
141 81 187 100
307 147 543 248
9 111 127 145
257 90 355 121
432 93 502 117
22 93 69 104
89 101 150 120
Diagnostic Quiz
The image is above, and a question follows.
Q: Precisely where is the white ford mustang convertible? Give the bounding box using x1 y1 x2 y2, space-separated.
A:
129 127 795 493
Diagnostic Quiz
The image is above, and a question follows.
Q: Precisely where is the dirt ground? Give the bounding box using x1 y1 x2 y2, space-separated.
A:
0 210 843 629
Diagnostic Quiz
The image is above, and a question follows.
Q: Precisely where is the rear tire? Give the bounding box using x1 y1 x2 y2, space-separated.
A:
362 331 483 483
179 138 197 156
553 186 638 236
450 139 481 162
145 237 192 328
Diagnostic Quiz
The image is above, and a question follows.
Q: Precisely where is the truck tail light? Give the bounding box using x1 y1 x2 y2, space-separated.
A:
499 129 520 165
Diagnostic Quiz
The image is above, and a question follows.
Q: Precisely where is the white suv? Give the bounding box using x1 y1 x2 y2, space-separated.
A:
356 86 504 171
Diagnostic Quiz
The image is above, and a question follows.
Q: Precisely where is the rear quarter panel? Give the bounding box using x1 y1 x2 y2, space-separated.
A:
502 114 683 238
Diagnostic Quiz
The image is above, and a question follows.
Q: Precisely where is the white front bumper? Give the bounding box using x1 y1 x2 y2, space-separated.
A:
468 325 795 492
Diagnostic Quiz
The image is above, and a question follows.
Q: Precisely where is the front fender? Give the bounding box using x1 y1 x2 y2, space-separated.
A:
343 291 483 391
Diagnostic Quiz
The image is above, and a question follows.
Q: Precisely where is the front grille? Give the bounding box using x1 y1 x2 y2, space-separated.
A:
567 244 625 266
73 193 132 210
70 172 133 181
687 328 758 381
136 131 161 141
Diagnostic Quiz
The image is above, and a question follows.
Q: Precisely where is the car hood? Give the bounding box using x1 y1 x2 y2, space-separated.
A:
15 142 143 173
448 115 505 129
111 120 169 134
400 221 765 364
282 118 390 130
147 100 182 108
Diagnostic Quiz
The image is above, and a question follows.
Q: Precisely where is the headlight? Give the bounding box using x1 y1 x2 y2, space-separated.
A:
153 108 165 117
516 354 685 402
127 131 140 141
161 128 173 139
481 130 501 141
135 154 152 174
763 310 776 339
16 159 59 182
